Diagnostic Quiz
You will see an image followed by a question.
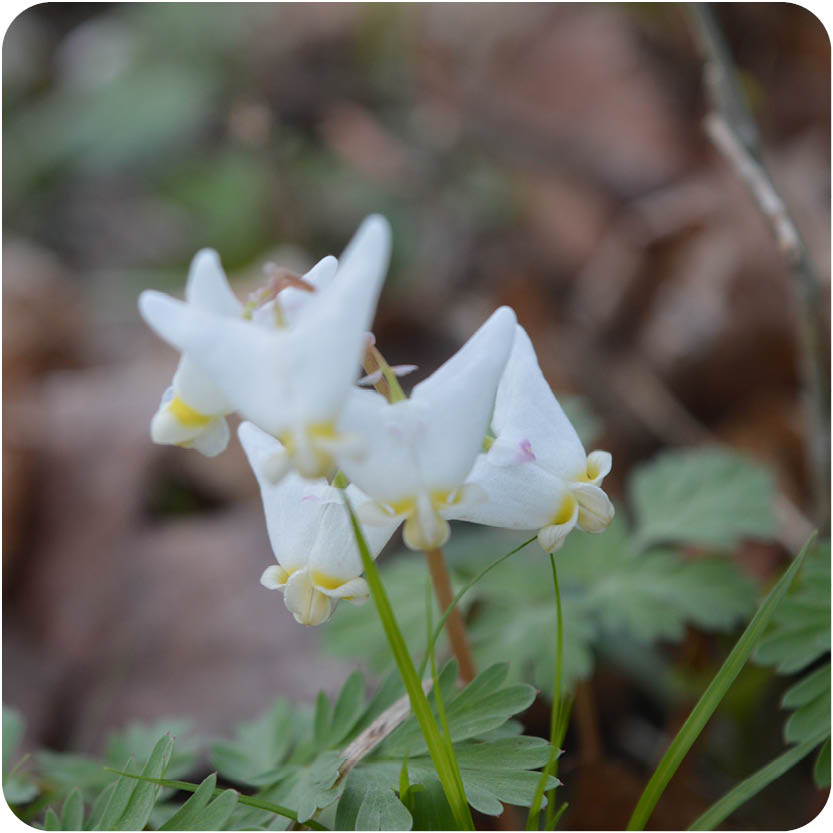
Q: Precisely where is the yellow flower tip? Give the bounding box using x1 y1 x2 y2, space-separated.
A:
168 395 214 428
309 569 344 591
551 493 578 526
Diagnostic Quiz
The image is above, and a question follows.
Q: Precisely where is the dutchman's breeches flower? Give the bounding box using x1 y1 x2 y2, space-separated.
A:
140 215 391 477
239 422 398 626
454 325 614 553
335 306 517 551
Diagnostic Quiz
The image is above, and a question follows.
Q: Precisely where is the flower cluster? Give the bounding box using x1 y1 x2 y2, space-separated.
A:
139 216 614 625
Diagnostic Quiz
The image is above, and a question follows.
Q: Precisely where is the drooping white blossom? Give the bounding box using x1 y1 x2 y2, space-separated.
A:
146 249 341 457
455 325 614 552
140 216 391 477
239 421 398 626
335 306 517 550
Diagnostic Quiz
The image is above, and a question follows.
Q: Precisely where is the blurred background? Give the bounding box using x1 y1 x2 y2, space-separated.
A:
3 2 829 829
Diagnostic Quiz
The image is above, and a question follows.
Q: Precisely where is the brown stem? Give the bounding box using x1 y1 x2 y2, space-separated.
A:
362 344 392 401
424 547 477 684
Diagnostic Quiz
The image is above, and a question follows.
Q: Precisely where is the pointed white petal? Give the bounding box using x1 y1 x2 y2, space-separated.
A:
140 292 292 433
572 483 615 532
408 306 516 490
279 255 340 326
185 249 242 316
492 325 586 479
336 390 424 502
449 455 565 530
288 216 391 422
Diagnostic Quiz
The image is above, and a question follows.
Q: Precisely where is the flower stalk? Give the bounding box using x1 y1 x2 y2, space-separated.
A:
424 546 478 684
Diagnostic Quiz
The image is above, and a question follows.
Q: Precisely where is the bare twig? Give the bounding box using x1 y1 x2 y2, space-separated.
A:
337 680 433 779
688 3 830 527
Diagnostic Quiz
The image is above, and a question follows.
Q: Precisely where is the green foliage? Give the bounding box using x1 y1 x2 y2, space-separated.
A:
630 447 776 551
324 444 769 697
3 706 39 805
754 539 830 782
157 774 238 831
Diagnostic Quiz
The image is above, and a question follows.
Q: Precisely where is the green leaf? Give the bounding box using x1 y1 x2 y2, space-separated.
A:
3 774 39 804
755 541 831 674
96 735 174 830
85 782 116 831
335 769 412 831
3 707 25 771
106 718 197 780
325 520 757 699
329 671 366 747
407 778 457 830
158 773 238 830
630 447 776 551
627 532 815 830
61 788 84 830
210 698 296 784
44 808 61 831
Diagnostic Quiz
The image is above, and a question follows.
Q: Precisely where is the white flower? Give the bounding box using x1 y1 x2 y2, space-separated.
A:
148 249 241 457
139 216 391 477
335 306 517 551
146 249 340 457
455 325 614 553
239 421 398 626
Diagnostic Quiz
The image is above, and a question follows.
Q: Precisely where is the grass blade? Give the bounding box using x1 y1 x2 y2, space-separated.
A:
689 729 828 829
627 532 816 830
342 494 474 830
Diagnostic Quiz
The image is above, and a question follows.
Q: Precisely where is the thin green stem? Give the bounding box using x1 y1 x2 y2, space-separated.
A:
526 555 566 830
102 769 328 830
418 535 536 679
626 532 816 830
688 730 828 830
544 553 564 829
342 494 474 830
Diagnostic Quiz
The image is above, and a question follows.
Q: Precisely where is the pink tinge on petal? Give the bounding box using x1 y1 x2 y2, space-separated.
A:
301 493 321 502
515 438 536 464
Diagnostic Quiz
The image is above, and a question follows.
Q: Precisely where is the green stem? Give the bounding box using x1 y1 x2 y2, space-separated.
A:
342 494 474 830
102 770 328 830
418 535 536 679
544 554 564 828
688 730 828 830
626 532 817 830
526 555 566 830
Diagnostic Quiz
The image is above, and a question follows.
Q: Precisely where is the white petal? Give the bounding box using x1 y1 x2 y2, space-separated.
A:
585 450 613 485
260 565 287 590
188 417 230 457
449 454 565 530
172 355 233 414
185 249 242 316
492 325 586 479
284 570 336 626
238 422 322 572
572 482 615 532
537 514 578 553
279 255 339 326
287 216 390 423
408 306 516 490
336 390 425 502
314 576 369 601
140 292 292 434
